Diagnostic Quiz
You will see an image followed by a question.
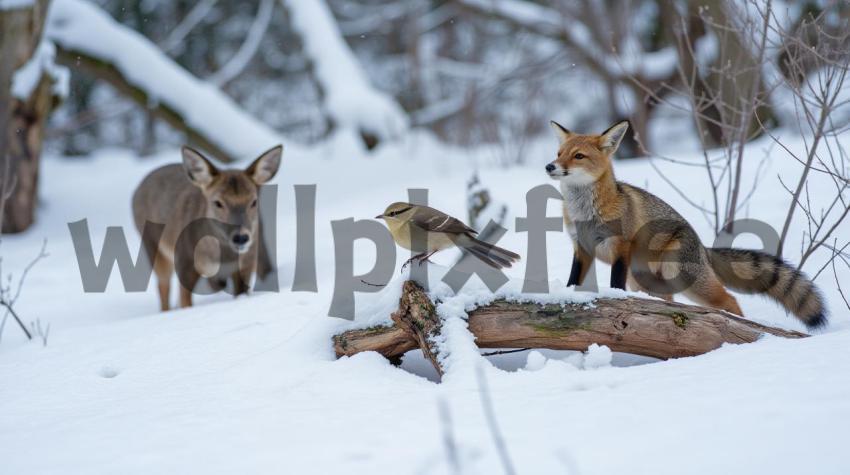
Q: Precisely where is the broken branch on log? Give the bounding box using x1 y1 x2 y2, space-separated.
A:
389 280 444 376
333 280 808 378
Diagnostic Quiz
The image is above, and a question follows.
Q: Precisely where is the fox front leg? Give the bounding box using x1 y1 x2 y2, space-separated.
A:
567 247 593 287
610 256 628 290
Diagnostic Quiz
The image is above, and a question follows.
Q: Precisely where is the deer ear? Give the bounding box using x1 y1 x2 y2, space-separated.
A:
182 146 218 187
550 120 573 145
599 121 629 154
246 145 283 185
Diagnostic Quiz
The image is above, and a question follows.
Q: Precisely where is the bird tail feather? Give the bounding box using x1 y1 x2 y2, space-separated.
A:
461 236 520 269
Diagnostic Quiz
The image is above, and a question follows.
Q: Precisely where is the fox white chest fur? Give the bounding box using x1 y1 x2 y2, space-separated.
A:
560 181 597 228
560 180 620 263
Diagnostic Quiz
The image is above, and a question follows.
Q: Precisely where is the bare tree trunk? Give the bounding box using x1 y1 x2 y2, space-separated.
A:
1 0 52 234
706 0 775 233
334 281 807 379
619 82 654 157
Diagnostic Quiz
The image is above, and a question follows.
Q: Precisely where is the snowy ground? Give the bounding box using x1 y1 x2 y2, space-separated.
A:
1 129 849 474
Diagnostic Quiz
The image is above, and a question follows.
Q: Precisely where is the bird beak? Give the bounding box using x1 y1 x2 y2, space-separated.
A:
375 214 384 219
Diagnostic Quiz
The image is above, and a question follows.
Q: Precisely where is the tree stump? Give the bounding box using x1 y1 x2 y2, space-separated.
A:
333 280 808 379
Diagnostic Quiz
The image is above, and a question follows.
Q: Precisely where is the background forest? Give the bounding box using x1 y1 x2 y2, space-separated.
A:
1 2 850 474
47 0 848 155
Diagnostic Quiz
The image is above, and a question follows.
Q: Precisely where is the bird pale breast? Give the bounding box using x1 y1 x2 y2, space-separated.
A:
386 219 456 252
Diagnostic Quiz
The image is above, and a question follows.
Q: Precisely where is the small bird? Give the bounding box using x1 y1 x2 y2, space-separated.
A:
376 202 520 269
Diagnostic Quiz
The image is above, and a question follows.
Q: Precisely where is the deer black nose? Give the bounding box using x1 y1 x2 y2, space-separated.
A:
232 233 250 245
545 163 556 172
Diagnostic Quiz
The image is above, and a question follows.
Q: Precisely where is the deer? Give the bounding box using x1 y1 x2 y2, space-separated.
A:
132 145 282 310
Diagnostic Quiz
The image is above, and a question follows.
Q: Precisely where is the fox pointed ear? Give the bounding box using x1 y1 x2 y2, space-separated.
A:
181 146 218 187
599 120 629 154
549 120 573 145
246 144 283 185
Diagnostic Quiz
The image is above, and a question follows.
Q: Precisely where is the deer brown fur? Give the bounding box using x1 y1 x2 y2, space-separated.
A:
132 145 282 310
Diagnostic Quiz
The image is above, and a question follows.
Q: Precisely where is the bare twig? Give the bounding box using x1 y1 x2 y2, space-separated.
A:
437 399 461 475
476 364 517 475
480 348 530 357
0 136 48 342
830 245 850 312
764 8 850 272
0 300 32 341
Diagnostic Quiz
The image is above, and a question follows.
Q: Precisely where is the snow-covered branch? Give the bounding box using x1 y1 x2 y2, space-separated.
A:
280 0 408 145
0 0 36 11
46 0 283 161
11 39 68 100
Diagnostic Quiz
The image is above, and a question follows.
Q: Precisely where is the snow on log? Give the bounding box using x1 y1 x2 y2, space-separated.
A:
45 0 282 162
280 0 408 147
333 281 808 378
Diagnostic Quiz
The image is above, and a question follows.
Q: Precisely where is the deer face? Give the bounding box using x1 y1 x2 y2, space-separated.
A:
182 145 282 253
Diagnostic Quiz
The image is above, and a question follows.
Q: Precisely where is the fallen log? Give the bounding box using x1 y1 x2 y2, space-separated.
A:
333 281 808 377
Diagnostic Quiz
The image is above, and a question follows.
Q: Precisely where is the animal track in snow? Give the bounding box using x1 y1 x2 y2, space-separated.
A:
98 366 120 379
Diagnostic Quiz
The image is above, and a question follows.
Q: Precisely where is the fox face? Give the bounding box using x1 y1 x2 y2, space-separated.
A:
182 145 282 254
545 120 629 185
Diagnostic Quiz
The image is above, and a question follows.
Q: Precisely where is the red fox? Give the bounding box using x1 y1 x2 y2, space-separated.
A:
545 120 826 329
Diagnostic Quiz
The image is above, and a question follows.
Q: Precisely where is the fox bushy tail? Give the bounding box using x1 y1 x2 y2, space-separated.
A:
707 248 826 329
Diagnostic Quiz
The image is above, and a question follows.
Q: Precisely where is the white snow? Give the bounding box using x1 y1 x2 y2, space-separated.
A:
44 0 287 159
582 343 613 370
281 0 409 142
524 350 547 371
1 127 849 473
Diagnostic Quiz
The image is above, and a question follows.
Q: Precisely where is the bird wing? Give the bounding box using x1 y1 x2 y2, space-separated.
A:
409 205 477 235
